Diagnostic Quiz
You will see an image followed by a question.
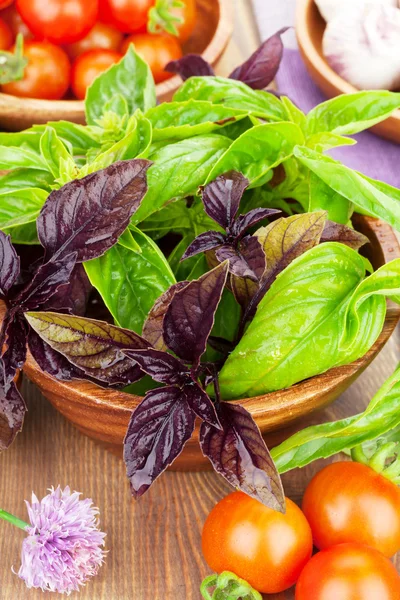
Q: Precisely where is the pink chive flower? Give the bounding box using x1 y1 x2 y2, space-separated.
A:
7 486 106 594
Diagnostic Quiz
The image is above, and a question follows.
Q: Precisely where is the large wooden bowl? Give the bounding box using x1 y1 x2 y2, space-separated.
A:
296 0 400 143
0 0 233 131
16 215 400 470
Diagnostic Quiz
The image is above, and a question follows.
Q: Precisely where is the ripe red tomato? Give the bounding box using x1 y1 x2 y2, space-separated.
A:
2 41 71 99
1 4 33 39
99 0 154 34
0 0 13 9
71 49 122 100
202 492 313 595
302 461 400 558
16 0 99 44
121 33 182 83
65 22 123 60
295 543 400 600
0 16 12 49
169 0 196 43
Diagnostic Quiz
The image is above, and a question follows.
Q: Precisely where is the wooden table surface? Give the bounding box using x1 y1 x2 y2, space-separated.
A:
1 2 399 599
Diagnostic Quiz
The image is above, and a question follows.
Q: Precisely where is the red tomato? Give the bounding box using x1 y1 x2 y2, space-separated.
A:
65 22 123 60
99 0 154 34
2 41 70 99
302 461 400 558
0 0 13 9
295 543 400 600
202 492 313 595
71 48 122 100
1 4 33 39
121 33 182 83
16 0 99 44
0 16 12 49
168 0 196 43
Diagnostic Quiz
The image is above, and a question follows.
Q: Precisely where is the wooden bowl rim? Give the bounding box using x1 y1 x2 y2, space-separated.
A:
296 0 400 117
0 0 233 113
19 215 400 420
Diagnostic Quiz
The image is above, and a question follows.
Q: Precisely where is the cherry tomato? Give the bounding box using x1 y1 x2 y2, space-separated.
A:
302 461 400 558
0 0 13 9
121 33 182 83
65 22 123 60
99 0 154 34
295 543 400 600
2 41 70 99
1 4 33 39
202 492 313 595
0 16 12 49
169 0 196 43
71 48 122 100
16 0 99 45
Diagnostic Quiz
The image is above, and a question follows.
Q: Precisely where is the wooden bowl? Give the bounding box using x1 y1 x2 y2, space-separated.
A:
296 0 400 143
15 215 400 470
0 0 233 132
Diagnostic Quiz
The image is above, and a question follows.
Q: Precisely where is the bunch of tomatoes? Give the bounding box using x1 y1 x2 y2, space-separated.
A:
202 461 400 599
0 0 196 100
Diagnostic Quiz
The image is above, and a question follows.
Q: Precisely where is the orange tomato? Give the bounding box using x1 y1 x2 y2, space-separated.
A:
99 0 154 34
71 48 122 100
1 4 33 39
0 16 12 49
121 33 182 83
202 492 313 595
65 22 123 60
0 0 13 9
168 0 196 43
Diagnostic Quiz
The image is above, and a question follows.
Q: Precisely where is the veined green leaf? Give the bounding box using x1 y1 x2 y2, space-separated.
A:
3 221 38 245
84 227 175 333
32 121 101 155
140 199 192 238
309 171 354 224
219 244 400 399
40 127 72 179
272 364 400 473
0 146 47 170
0 168 54 192
306 132 357 152
0 187 48 228
306 91 400 135
281 96 307 130
0 130 42 152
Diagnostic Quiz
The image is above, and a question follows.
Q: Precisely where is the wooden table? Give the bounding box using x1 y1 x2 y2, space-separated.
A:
1 2 399 598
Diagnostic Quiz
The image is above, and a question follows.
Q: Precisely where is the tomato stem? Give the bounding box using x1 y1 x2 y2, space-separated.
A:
200 572 262 600
148 0 185 37
352 442 400 485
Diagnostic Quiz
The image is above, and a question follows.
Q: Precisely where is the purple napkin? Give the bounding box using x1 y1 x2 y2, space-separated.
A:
276 49 400 188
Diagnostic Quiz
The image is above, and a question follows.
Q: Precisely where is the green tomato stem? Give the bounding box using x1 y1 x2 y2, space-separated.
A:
0 509 29 531
200 572 262 600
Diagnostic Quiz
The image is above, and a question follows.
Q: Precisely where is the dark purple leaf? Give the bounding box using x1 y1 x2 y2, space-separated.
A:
321 220 369 250
207 336 235 355
200 402 285 512
232 208 280 238
165 54 215 80
0 230 19 298
201 172 250 230
124 386 196 498
229 27 289 90
123 348 189 385
181 231 226 261
37 159 151 262
1 312 28 386
184 383 221 429
0 378 26 451
142 281 189 351
163 262 229 366
216 236 265 282
231 275 259 311
45 264 92 315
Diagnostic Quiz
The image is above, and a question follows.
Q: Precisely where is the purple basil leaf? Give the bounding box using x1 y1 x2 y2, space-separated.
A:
163 262 229 366
200 402 285 512
0 230 20 298
0 378 26 451
207 335 235 355
45 264 92 315
229 27 289 90
15 252 77 310
142 281 189 351
181 231 226 261
124 386 196 498
201 172 250 230
233 208 281 238
184 382 221 429
123 348 189 385
216 236 265 282
1 312 28 386
321 220 369 250
165 54 215 80
28 329 88 381
37 159 151 262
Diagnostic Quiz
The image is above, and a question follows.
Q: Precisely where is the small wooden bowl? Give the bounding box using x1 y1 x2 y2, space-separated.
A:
0 0 233 131
16 215 400 470
296 0 400 143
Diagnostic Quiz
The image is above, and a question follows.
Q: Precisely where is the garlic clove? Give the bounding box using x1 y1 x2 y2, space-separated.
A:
323 5 400 91
315 0 397 23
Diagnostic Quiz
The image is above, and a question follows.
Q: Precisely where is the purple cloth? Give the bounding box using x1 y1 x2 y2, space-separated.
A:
276 49 400 187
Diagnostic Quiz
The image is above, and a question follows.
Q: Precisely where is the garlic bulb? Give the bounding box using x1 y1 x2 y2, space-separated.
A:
315 0 397 22
323 5 400 90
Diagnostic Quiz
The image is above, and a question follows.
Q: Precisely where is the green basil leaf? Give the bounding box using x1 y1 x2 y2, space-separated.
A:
272 364 400 473
173 76 287 122
0 130 42 152
0 187 48 228
294 146 400 230
85 47 156 126
0 168 54 192
0 146 47 170
39 126 72 179
206 122 304 187
309 171 354 224
306 132 357 152
306 91 400 136
103 93 129 119
132 134 231 224
84 227 175 333
32 121 100 155
281 96 307 130
3 221 38 245
145 99 248 141
219 244 400 399
140 199 192 238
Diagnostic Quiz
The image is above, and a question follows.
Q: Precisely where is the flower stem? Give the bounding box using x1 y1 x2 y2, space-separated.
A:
0 509 29 531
